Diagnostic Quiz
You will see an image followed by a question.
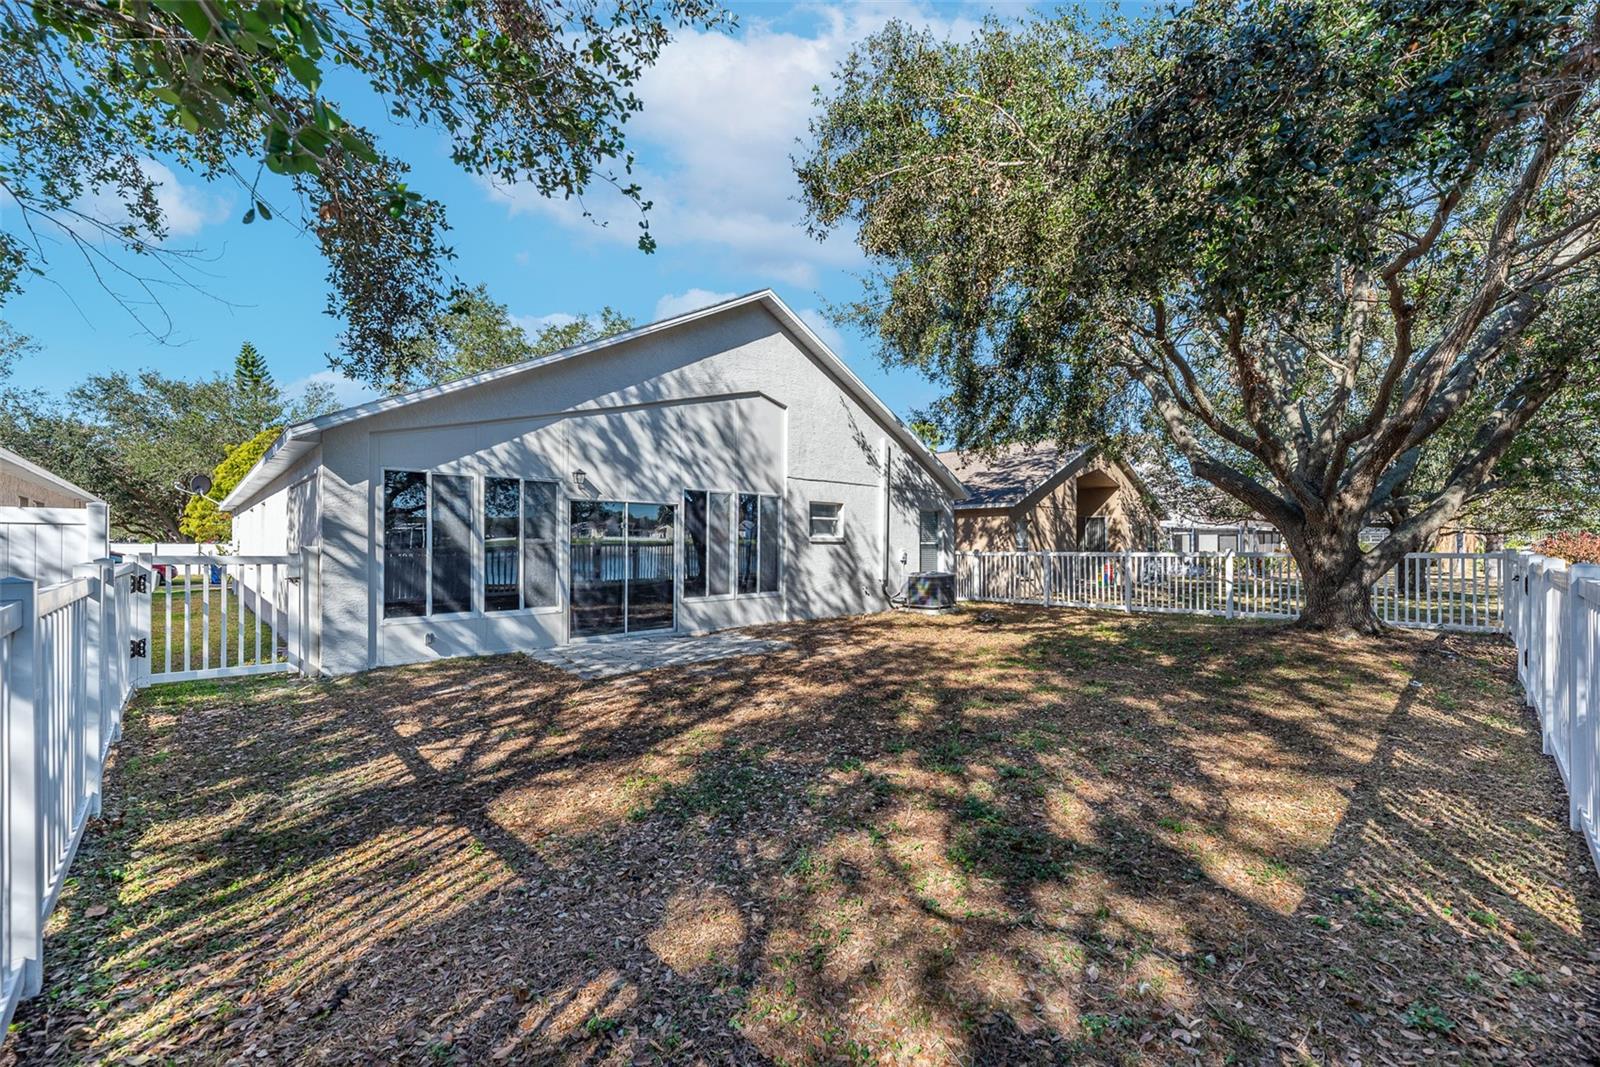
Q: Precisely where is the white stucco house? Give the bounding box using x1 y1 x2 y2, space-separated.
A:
220 291 967 675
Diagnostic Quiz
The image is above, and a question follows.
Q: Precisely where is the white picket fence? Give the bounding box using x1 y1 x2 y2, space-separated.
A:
957 550 1508 633
1506 553 1600 877
0 549 304 1036
145 555 304 683
0 558 138 1033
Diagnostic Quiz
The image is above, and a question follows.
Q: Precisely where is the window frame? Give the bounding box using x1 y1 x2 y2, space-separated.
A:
917 507 941 572
381 467 566 623
482 475 563 616
735 490 783 598
808 500 844 543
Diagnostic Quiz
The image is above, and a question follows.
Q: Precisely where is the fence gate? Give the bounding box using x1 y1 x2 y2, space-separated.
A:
131 554 305 683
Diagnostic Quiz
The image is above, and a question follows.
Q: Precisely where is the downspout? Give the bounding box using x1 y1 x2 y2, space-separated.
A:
880 438 892 601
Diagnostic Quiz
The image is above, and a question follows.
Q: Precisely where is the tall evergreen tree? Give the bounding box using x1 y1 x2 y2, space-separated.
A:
233 341 272 394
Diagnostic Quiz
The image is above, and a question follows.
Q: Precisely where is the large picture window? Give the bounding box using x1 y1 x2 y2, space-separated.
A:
383 471 428 618
736 492 781 595
386 470 558 620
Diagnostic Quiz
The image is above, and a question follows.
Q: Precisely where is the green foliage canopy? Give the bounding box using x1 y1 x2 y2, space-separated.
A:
387 284 633 391
180 426 280 543
0 0 721 386
0 348 337 540
799 0 1600 623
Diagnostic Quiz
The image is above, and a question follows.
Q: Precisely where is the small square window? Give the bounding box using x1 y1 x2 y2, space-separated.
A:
809 501 842 541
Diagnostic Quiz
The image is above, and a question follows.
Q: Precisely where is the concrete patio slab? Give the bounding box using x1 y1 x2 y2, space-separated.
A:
525 631 791 680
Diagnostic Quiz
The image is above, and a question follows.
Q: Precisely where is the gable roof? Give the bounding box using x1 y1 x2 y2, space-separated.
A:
0 445 98 503
221 290 968 511
935 442 1167 517
935 443 1093 510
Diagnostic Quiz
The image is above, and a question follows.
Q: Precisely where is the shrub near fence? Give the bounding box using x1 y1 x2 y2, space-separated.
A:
0 559 136 1033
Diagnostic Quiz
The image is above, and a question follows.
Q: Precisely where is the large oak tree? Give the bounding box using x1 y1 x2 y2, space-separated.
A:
798 0 1600 631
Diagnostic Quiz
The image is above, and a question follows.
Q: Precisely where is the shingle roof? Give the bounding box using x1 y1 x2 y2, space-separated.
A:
935 443 1091 510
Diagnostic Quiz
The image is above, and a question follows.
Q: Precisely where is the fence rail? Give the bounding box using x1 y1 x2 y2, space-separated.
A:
957 549 1508 633
1508 553 1600 878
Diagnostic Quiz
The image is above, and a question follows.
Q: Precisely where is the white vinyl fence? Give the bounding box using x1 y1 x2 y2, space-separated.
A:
1506 553 1600 877
145 554 305 682
0 558 137 1032
0 504 109 586
958 549 1508 633
0 544 305 1036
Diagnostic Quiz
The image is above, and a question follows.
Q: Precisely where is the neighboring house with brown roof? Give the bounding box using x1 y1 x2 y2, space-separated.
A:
0 446 97 509
936 444 1164 553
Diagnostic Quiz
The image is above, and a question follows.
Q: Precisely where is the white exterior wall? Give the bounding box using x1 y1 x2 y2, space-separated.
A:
237 303 954 675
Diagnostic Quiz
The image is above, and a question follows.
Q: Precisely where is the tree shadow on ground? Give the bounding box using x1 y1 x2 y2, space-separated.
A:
5 608 1598 1065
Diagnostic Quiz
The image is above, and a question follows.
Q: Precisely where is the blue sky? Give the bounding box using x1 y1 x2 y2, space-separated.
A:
2 2 1078 419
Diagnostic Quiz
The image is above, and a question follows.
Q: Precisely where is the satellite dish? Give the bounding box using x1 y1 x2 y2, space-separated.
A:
188 473 214 496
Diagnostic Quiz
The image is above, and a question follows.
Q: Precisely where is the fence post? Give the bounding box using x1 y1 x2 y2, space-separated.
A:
1566 563 1600 832
133 555 152 690
1044 553 1053 608
1225 553 1236 620
1121 549 1132 612
72 562 105 818
84 501 110 562
1 578 45 997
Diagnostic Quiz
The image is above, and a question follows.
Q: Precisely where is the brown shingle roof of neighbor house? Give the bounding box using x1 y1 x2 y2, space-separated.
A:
935 442 1094 510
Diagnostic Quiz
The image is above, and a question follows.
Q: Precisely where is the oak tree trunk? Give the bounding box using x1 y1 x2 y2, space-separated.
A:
1288 528 1383 635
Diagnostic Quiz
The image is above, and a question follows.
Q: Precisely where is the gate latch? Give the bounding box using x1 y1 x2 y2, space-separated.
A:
130 638 147 659
131 574 149 594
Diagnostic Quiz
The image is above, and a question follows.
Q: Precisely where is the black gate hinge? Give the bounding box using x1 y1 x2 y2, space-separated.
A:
131 574 149 594
130 638 147 659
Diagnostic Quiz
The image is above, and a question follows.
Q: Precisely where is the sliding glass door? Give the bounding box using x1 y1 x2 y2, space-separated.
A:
569 499 676 637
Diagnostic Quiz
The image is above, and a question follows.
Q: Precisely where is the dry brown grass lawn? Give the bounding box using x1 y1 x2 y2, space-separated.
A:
5 608 1597 1065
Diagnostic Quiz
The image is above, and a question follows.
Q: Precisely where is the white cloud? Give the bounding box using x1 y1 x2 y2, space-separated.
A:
653 288 739 321
287 369 380 411
483 5 980 287
77 158 231 241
